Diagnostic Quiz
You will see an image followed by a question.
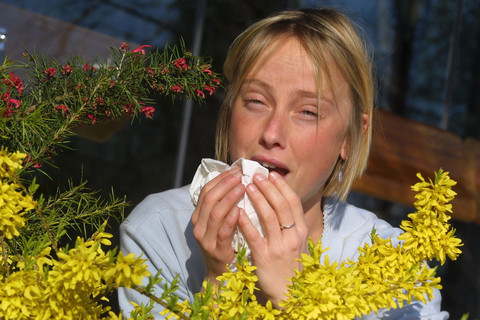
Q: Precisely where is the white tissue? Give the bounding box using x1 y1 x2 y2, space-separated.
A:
189 158 268 258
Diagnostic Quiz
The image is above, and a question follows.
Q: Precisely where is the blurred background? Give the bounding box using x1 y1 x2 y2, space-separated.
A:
0 0 479 317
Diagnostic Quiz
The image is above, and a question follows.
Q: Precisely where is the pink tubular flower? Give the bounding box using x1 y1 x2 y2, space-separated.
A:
87 114 97 124
132 45 152 55
3 72 24 94
124 104 134 114
145 67 155 76
204 85 215 96
96 97 105 106
173 58 188 70
171 84 183 92
62 65 73 74
33 162 43 168
2 92 10 102
140 106 155 119
120 42 129 51
83 63 96 71
212 78 221 85
196 89 205 99
202 68 213 75
44 67 57 80
55 104 68 114
8 98 21 109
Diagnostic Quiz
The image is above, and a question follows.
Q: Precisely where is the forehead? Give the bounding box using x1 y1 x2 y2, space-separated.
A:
243 36 350 102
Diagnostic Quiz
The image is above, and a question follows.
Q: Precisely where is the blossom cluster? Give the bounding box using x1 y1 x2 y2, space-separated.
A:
145 170 462 320
0 150 150 320
398 170 463 264
1 72 24 118
0 149 35 240
0 43 221 171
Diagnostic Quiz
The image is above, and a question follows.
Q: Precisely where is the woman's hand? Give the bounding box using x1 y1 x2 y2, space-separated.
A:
238 171 308 307
191 167 245 286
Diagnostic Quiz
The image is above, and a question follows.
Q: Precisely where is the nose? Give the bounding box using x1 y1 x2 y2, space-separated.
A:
259 110 286 149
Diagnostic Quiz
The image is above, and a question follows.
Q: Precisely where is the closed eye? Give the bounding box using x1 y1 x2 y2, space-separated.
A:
301 109 318 117
247 99 264 105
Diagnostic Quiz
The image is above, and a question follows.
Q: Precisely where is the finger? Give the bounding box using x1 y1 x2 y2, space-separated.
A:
202 183 245 244
268 171 306 234
246 179 284 243
191 167 241 225
237 207 265 251
250 173 295 239
216 206 241 252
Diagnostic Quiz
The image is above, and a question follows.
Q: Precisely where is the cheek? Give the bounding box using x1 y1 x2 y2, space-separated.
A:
228 109 251 159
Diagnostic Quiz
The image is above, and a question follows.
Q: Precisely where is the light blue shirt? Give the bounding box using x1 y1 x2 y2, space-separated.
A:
118 185 448 319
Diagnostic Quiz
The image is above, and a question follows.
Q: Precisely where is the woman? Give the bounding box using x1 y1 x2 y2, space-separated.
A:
119 8 448 319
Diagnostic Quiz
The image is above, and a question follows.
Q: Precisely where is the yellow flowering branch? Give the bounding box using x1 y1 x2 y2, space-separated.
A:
136 170 462 320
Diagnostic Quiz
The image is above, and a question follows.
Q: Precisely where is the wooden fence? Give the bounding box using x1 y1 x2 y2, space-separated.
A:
353 109 480 223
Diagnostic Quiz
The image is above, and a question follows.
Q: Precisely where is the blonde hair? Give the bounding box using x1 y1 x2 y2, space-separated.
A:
215 8 374 201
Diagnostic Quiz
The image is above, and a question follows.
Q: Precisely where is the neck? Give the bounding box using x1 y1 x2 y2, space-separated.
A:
303 199 324 244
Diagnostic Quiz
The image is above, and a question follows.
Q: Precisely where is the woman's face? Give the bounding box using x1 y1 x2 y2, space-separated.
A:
229 37 353 210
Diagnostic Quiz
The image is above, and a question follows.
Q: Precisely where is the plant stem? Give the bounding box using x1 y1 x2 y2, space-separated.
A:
132 285 191 320
0 232 10 276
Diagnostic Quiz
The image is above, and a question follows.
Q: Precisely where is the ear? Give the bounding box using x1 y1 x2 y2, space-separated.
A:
340 137 348 161
362 113 369 134
339 113 369 161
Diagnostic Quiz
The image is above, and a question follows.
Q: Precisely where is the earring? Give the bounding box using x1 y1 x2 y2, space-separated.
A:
338 157 347 183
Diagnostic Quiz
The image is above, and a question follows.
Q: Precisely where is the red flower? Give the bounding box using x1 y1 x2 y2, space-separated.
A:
171 84 183 92
120 42 129 51
196 89 205 99
8 99 21 109
140 106 155 119
2 92 10 102
96 97 105 106
212 78 221 85
83 63 96 71
173 58 188 70
2 109 13 118
132 45 152 55
204 85 215 96
44 67 57 80
124 104 134 114
33 162 43 168
202 68 213 75
145 67 155 76
2 72 24 94
55 104 68 114
62 65 73 74
87 114 97 124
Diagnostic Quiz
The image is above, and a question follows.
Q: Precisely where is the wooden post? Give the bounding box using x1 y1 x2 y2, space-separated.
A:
353 109 479 223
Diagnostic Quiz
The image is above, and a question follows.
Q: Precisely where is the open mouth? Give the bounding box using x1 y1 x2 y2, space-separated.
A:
259 161 289 177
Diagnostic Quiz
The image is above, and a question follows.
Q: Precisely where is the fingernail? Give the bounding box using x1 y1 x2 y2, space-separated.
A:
247 183 257 193
254 173 266 182
269 171 280 180
234 184 245 193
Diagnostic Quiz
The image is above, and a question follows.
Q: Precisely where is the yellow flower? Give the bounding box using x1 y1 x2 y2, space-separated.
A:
0 149 36 240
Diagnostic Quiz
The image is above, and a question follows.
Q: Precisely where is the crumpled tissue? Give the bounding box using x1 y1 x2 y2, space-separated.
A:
189 158 268 259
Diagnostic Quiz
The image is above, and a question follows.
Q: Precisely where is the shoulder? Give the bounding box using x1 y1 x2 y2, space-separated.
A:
125 186 195 224
322 198 402 261
324 198 401 238
122 185 194 230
